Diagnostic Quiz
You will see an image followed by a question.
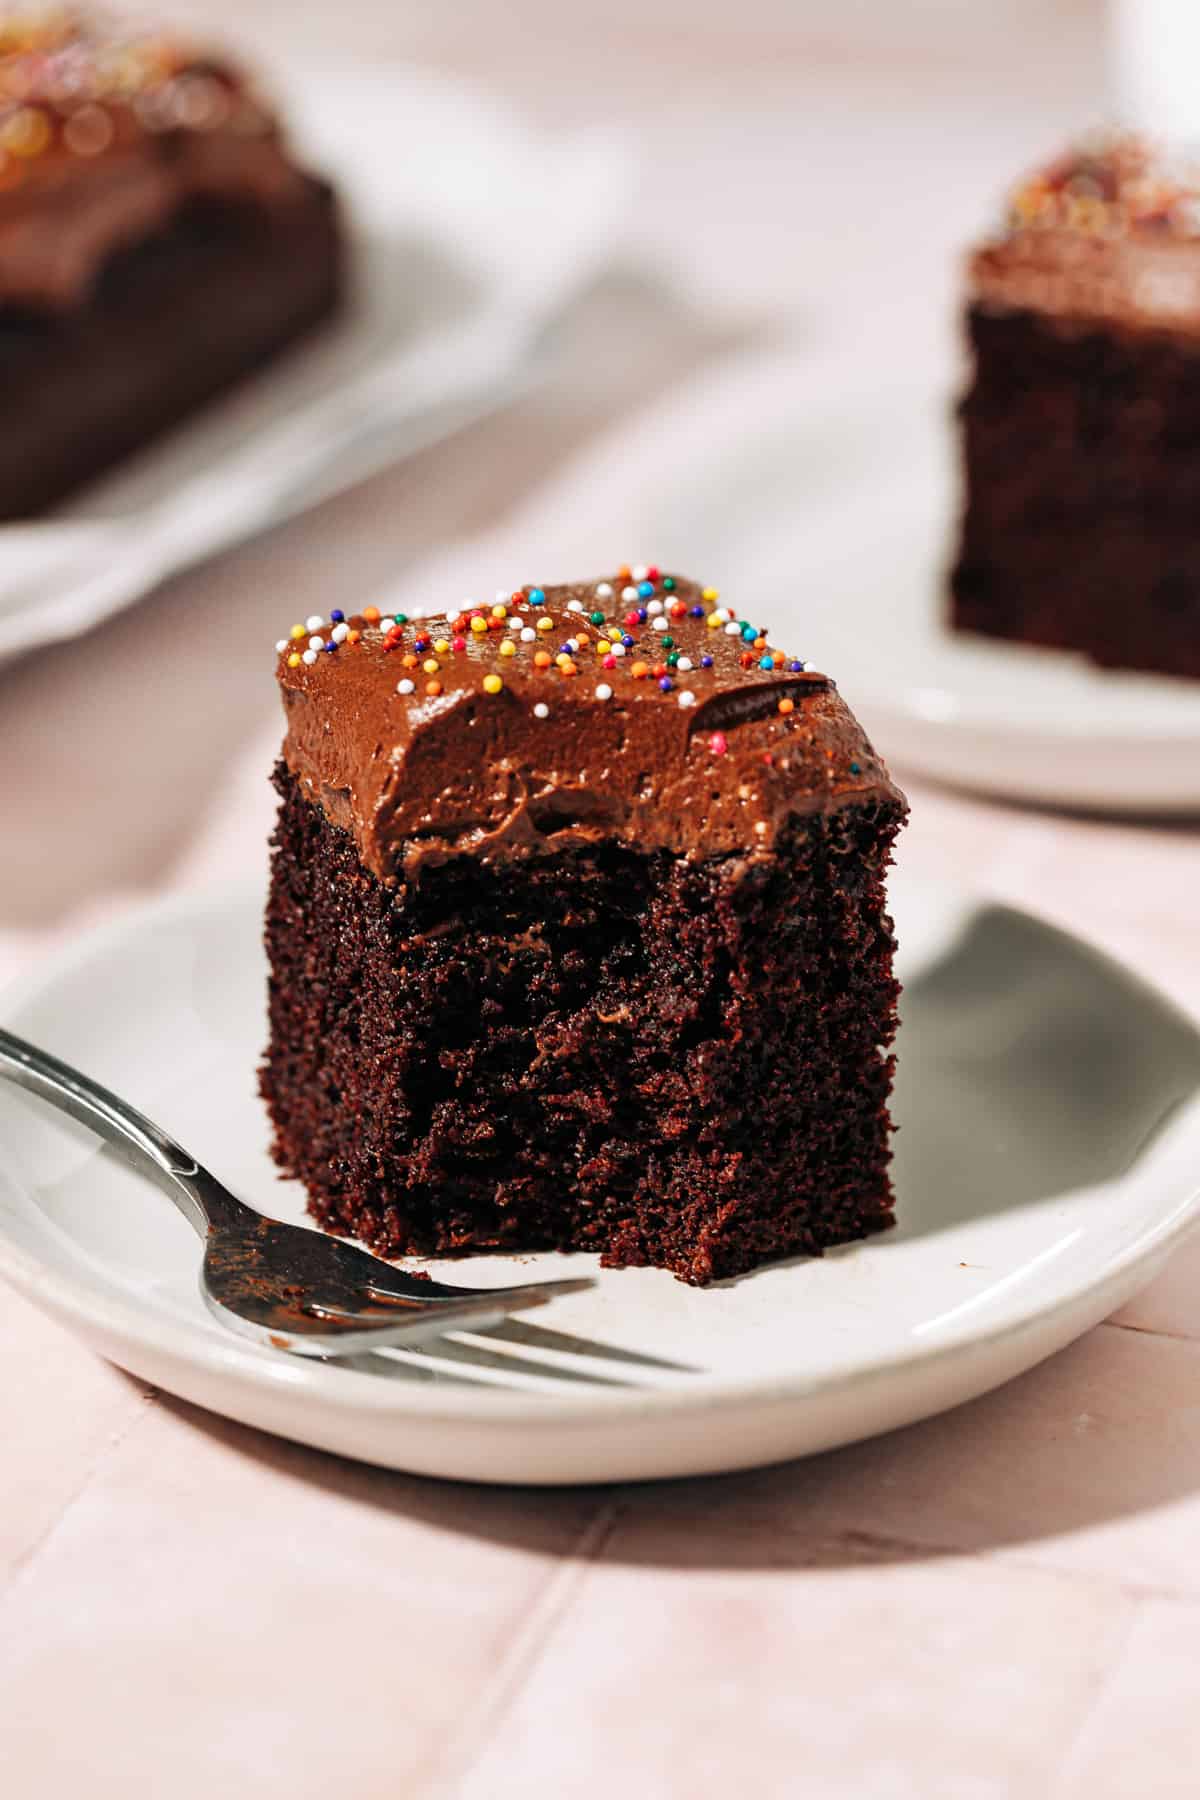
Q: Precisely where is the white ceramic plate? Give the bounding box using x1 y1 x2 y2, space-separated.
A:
0 64 629 664
650 354 1200 815
1 869 1198 1486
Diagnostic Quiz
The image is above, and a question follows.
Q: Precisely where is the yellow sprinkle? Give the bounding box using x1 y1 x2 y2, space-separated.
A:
289 623 306 640
433 638 450 655
596 640 611 655
287 653 302 668
702 586 719 602
423 658 440 674
555 652 572 669
470 616 488 634
483 673 504 694
499 639 516 657
491 603 507 620
706 613 722 630
537 616 554 633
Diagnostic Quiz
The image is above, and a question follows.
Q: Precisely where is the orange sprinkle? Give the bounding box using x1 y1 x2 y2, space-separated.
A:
363 606 381 624
618 564 632 580
772 650 785 667
777 697 795 716
425 679 442 696
631 660 650 679
533 650 552 669
560 659 578 677
402 653 418 669
347 629 361 645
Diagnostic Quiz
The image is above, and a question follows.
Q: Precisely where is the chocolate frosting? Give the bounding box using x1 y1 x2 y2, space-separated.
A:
274 572 904 883
971 136 1200 339
0 12 304 309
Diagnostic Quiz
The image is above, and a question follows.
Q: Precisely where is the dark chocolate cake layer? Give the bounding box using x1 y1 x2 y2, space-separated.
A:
0 180 340 518
951 138 1200 680
261 573 907 1285
0 11 342 516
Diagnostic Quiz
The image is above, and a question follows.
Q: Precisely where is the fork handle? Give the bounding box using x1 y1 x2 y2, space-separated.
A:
0 1026 247 1237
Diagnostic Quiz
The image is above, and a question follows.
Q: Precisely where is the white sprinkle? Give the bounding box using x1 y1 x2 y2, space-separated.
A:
594 582 614 599
621 584 639 602
520 626 537 642
676 656 694 672
331 623 350 644
677 690 697 708
495 589 510 605
712 608 730 625
646 598 664 616
802 659 813 671
725 621 742 636
632 564 649 580
567 599 585 613
308 634 325 651
305 614 323 632
378 619 396 635
302 649 319 666
595 682 613 701
565 638 579 653
610 642 626 657
275 639 287 653
652 617 670 633
533 701 549 719
396 678 415 695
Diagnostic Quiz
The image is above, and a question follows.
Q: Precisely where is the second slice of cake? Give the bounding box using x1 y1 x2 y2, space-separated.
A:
261 572 907 1286
952 137 1200 680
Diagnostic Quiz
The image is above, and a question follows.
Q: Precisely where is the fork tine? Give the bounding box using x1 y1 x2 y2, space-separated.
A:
363 1273 595 1307
206 1285 560 1358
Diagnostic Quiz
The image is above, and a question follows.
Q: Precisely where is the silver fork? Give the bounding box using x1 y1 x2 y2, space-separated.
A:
0 1027 594 1357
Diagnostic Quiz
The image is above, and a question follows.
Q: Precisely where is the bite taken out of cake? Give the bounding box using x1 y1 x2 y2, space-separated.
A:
260 571 908 1287
951 136 1200 681
0 7 343 518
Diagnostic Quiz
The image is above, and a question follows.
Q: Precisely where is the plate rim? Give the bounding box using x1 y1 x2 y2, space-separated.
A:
2 877 1199 1428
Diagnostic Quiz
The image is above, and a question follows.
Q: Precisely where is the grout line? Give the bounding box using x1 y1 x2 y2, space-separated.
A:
1102 1318 1200 1347
0 1379 161 1603
425 1496 622 1799
1046 1601 1145 1800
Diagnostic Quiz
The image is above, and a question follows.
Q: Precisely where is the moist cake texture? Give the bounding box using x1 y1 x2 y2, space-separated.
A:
261 571 907 1285
951 136 1200 680
0 8 342 515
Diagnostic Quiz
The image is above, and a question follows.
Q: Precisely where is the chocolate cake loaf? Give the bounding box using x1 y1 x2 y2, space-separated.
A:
0 9 342 517
261 571 907 1286
951 137 1200 680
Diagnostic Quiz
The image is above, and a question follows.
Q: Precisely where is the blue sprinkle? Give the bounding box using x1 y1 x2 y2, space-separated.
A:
850 761 861 775
621 634 635 649
788 659 804 673
689 605 704 618
740 622 757 642
528 587 545 605
330 608 345 624
658 676 673 692
638 580 654 599
759 654 774 670
637 608 648 624
323 640 338 653
701 654 714 669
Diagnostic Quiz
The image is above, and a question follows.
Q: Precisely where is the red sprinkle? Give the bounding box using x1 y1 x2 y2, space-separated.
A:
452 636 467 652
625 610 641 628
710 732 728 756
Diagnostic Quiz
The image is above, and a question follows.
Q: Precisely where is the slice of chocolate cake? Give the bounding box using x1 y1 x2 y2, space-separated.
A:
261 571 907 1286
0 9 342 518
951 136 1200 680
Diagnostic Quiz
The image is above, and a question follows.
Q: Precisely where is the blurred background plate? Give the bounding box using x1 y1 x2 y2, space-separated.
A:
0 63 630 666
650 350 1200 816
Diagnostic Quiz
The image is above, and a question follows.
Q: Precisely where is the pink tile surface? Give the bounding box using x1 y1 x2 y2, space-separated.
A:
458 1542 1135 1800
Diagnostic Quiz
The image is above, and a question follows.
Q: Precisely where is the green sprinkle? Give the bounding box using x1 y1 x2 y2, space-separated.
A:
661 635 674 649
589 610 605 626
666 651 680 668
662 577 676 591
